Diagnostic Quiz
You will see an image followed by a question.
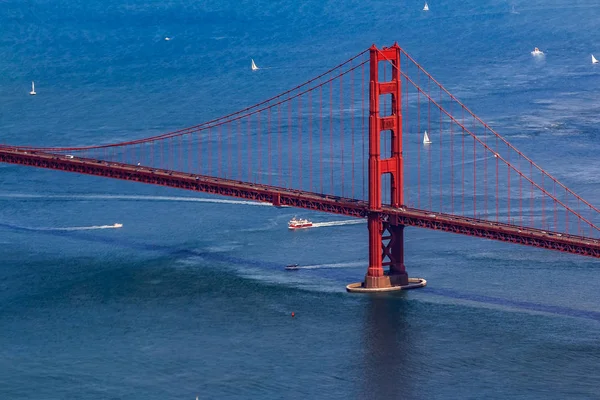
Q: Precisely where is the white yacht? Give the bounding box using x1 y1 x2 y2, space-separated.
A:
423 2 429 11
251 59 259 71
29 81 36 95
592 54 598 64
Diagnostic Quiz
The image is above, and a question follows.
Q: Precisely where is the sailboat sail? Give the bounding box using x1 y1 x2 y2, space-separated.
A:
592 54 598 64
29 81 36 95
423 130 432 144
423 2 429 11
251 59 259 71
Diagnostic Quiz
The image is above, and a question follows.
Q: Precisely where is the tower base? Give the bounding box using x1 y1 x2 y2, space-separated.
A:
346 274 426 293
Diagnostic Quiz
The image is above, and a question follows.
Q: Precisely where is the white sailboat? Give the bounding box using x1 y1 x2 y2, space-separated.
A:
423 2 429 11
531 47 544 56
251 59 259 71
29 81 36 95
423 130 432 144
592 54 598 64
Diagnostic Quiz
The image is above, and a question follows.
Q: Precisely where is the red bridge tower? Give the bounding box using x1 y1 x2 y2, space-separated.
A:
347 44 426 292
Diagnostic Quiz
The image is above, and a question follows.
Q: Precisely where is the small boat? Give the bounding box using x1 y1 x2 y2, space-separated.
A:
531 47 544 56
423 130 432 144
288 217 313 229
29 81 36 95
285 264 300 271
592 54 598 64
164 37 171 41
423 2 429 11
113 223 123 228
251 59 259 71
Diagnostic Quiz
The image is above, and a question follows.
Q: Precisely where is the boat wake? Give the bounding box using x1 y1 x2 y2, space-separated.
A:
291 261 364 270
0 194 270 207
310 220 366 228
34 223 123 231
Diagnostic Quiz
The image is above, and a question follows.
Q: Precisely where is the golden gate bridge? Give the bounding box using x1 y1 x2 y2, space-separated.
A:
1 44 598 291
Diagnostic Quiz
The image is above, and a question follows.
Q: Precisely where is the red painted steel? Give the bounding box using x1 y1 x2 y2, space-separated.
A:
0 148 598 258
366 44 409 288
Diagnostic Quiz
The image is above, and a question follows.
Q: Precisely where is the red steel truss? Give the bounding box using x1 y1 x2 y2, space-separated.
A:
0 147 597 258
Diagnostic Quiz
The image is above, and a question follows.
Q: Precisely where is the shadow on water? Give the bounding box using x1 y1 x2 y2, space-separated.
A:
4 222 600 323
359 294 414 400
0 222 283 269
427 287 600 322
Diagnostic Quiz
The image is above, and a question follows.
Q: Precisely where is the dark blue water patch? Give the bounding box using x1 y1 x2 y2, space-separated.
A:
427 287 600 322
0 221 286 270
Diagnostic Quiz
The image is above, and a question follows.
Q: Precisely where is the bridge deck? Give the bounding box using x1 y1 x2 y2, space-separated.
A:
0 147 598 258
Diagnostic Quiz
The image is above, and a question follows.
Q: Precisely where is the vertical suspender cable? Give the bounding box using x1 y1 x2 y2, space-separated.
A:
298 96 302 190
309 89 313 192
218 125 222 178
329 81 334 194
268 108 272 186
257 111 261 183
362 63 366 200
277 104 282 186
340 74 344 197
351 67 355 199
320 85 324 193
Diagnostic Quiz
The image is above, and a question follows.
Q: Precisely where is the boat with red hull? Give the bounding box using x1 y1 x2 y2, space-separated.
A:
288 217 313 230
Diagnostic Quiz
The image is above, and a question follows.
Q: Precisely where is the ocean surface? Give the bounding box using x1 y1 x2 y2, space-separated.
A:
1 0 600 398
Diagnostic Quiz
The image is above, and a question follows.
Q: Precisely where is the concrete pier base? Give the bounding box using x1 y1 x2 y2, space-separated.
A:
346 276 427 293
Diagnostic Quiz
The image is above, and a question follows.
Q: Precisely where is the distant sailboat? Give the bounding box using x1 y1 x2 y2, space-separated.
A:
592 54 598 64
531 47 544 56
251 59 259 71
29 81 36 95
423 130 432 144
423 2 429 11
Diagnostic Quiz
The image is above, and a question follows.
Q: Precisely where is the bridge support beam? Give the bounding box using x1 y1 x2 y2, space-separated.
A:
364 213 409 288
347 43 426 293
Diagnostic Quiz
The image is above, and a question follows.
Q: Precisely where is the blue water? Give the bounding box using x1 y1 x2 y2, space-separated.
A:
1 0 600 398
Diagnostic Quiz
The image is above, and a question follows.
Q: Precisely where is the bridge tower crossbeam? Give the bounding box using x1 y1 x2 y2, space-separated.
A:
363 43 410 290
345 43 427 292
